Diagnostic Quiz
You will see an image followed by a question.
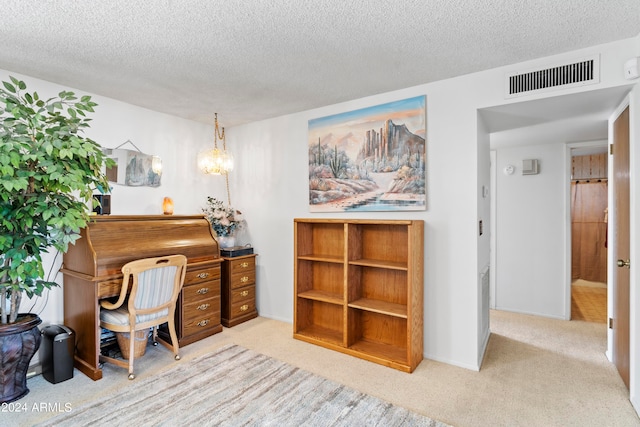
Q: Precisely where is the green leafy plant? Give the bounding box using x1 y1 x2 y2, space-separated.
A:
0 76 114 324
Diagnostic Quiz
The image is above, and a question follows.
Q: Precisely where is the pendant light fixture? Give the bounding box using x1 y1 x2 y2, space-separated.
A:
197 113 234 175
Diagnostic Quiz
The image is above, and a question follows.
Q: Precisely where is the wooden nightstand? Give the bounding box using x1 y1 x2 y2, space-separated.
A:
221 254 258 327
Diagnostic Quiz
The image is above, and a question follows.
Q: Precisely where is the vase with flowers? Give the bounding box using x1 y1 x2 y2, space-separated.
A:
202 197 244 248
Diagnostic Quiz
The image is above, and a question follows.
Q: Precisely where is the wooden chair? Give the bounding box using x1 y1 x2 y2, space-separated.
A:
99 254 187 379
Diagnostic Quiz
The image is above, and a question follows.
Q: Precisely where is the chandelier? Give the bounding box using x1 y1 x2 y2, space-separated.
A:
197 113 234 175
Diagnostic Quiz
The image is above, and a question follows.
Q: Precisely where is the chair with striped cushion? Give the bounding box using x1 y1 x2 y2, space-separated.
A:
99 254 187 379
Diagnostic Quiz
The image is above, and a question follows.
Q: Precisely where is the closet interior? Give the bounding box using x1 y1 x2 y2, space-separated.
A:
570 151 607 322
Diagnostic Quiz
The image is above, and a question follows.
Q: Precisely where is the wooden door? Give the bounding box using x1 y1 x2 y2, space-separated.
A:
613 106 630 389
571 180 608 283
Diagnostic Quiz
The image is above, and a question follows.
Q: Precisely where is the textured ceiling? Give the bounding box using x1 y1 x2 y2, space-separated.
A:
0 1 638 127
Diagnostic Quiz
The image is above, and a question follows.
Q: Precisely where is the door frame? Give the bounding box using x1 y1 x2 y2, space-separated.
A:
626 91 640 416
606 97 632 365
490 150 497 309
612 104 631 389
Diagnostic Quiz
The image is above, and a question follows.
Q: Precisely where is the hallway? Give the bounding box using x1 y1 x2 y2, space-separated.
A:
571 279 607 323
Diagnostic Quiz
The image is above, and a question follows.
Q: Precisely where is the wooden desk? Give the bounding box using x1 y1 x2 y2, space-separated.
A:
61 215 222 381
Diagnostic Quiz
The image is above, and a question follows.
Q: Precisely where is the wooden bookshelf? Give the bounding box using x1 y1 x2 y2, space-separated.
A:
293 218 424 373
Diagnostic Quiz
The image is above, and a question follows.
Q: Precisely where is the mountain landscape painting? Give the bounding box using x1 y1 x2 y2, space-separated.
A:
308 95 426 212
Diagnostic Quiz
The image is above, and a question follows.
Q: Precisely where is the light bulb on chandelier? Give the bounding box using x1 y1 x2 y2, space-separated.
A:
197 113 234 175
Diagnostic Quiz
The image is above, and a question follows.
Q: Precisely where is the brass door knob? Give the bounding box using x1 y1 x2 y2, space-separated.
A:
617 259 630 268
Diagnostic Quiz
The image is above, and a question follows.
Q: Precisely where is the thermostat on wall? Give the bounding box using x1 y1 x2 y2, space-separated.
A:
624 57 639 80
522 159 539 175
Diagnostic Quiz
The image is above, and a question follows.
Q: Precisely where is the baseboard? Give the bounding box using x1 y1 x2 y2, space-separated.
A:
27 363 42 379
477 330 491 369
424 351 481 371
632 394 640 419
259 313 292 324
494 306 566 320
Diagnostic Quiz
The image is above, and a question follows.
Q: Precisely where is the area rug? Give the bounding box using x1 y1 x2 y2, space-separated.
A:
36 344 448 427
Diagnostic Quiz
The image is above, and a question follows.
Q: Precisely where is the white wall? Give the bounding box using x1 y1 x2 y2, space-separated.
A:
3 35 638 376
492 143 568 318
0 70 227 331
230 79 486 369
230 37 638 370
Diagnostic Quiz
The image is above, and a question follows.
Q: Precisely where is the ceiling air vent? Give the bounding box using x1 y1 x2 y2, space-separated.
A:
505 55 599 98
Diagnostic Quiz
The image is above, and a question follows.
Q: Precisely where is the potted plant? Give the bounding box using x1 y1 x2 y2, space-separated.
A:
202 197 244 248
0 76 114 402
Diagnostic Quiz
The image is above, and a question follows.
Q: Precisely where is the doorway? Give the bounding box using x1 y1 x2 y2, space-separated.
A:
569 148 608 323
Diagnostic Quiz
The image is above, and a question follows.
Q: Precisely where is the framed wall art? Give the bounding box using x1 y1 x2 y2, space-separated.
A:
308 95 426 212
104 141 162 187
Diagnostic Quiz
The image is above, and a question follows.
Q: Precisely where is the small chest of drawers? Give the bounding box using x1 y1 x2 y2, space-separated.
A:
221 254 258 327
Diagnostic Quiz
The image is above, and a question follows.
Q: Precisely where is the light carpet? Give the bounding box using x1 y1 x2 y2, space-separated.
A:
36 344 448 427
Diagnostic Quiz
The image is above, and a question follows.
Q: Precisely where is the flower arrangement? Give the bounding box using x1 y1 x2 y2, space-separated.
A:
202 197 244 237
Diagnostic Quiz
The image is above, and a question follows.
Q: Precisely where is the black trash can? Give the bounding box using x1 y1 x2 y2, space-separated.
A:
40 325 75 384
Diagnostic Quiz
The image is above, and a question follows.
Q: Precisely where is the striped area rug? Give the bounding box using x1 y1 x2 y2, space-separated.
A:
36 344 448 427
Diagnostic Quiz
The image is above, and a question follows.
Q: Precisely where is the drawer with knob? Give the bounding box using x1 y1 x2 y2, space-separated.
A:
230 269 256 289
229 258 255 274
229 295 256 320
183 281 221 305
182 295 221 337
185 266 221 285
230 285 255 306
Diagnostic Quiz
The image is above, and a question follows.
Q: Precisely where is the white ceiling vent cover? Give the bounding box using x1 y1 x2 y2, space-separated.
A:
505 55 600 98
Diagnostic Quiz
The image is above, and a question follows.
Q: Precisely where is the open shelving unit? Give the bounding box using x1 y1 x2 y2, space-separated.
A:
293 218 424 373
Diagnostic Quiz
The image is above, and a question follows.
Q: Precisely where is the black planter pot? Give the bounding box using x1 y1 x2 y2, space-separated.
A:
0 313 42 403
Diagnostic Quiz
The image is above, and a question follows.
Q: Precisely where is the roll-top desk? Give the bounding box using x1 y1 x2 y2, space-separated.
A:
61 215 222 380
